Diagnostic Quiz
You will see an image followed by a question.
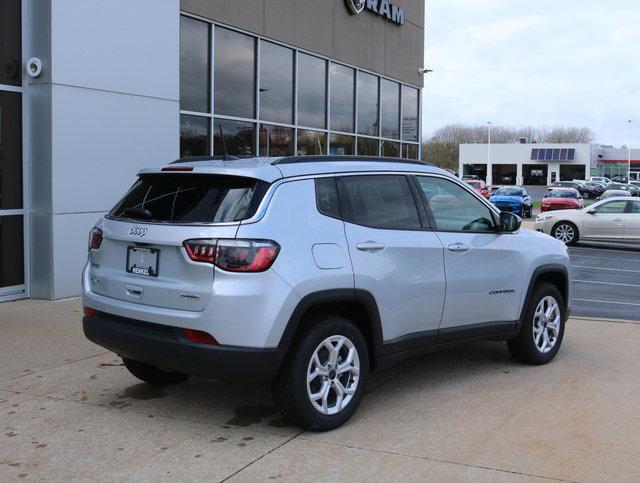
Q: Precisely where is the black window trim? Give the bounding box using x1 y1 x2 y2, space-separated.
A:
410 174 502 234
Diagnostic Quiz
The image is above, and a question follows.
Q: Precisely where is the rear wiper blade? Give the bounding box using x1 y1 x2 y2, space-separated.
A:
122 207 152 219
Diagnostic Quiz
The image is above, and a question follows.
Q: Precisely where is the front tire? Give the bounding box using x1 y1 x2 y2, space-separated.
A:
122 358 190 386
272 315 369 431
552 221 578 246
507 282 565 365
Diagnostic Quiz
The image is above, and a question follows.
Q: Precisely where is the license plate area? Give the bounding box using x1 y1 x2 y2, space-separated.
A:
126 246 159 277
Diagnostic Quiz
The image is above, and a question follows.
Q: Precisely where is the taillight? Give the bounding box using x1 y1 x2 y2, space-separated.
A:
183 239 280 272
88 227 103 251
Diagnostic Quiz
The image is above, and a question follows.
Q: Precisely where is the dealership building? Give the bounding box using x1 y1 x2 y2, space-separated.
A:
460 143 640 186
0 0 425 302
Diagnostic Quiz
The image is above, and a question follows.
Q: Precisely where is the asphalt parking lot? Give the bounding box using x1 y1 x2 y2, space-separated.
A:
2 299 640 481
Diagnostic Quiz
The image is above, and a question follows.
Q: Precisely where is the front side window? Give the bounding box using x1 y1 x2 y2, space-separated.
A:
416 176 496 232
594 201 628 214
214 27 255 118
259 41 294 124
629 201 640 213
337 175 420 229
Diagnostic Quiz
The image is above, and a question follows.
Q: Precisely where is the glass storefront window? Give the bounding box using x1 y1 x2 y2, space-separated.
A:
401 86 418 142
381 79 400 139
297 54 326 129
297 130 326 155
357 137 379 156
214 119 255 156
381 140 400 157
357 72 379 136
259 41 294 124
0 91 22 210
180 115 210 158
180 16 210 113
259 124 293 157
0 215 24 288
0 0 21 87
329 134 354 155
215 27 255 118
330 63 355 133
402 143 418 160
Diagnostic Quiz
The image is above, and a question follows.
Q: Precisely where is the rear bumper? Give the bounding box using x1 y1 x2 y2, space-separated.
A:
83 312 284 382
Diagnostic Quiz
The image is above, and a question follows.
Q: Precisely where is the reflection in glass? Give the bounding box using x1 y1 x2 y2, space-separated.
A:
381 140 400 157
0 215 24 288
259 41 294 124
180 16 210 112
0 0 21 86
215 27 255 118
330 64 355 133
214 119 255 156
357 72 379 136
329 134 354 155
0 91 22 210
297 130 326 156
357 137 379 156
381 79 400 139
259 124 293 157
401 86 419 142
180 115 210 157
402 143 419 159
298 54 326 129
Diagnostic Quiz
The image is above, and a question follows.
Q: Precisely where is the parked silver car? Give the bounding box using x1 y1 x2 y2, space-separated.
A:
535 196 640 245
83 156 571 430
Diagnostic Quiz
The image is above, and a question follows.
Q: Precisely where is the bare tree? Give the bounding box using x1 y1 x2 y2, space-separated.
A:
423 124 595 170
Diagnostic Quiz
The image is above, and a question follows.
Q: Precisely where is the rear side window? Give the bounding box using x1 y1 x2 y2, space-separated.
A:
109 174 269 223
337 175 421 229
315 177 340 218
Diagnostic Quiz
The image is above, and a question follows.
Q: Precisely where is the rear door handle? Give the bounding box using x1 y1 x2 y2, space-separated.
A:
448 242 470 253
356 241 385 252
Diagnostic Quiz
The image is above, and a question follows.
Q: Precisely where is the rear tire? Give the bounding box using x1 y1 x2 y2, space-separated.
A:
272 315 369 431
551 221 579 246
508 282 565 365
122 358 190 386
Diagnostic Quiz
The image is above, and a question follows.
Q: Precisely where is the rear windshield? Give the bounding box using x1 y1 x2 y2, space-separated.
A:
109 174 269 223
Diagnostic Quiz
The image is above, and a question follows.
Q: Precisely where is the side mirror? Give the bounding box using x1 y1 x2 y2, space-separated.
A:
500 212 522 233
587 208 596 214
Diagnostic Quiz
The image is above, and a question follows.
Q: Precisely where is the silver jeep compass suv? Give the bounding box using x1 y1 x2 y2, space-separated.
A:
83 156 571 430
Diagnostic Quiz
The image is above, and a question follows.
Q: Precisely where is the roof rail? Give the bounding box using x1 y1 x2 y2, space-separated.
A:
170 155 240 164
271 155 432 167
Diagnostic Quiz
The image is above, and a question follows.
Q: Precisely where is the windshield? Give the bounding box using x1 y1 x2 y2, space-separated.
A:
494 187 523 197
546 190 577 199
109 173 269 223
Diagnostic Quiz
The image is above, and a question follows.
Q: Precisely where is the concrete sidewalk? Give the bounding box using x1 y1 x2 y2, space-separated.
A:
1 299 639 481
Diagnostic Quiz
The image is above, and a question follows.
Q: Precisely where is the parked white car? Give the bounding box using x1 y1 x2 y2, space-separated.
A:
535 196 640 245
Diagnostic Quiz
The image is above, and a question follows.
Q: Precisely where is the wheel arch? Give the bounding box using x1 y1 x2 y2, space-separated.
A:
519 264 570 325
276 289 383 371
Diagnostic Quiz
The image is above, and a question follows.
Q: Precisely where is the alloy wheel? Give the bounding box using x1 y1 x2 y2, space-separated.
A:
532 296 561 353
554 224 574 243
306 335 360 415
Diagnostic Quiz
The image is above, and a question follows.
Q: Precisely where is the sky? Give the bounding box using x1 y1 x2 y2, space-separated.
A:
422 0 640 147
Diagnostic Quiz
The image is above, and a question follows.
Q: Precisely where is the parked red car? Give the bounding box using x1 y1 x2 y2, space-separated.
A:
541 188 584 212
465 179 490 198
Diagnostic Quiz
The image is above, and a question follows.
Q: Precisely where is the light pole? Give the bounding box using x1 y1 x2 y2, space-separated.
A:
487 121 492 184
627 120 632 180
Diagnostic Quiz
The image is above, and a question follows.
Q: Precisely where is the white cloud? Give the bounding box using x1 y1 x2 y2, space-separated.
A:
422 0 640 147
